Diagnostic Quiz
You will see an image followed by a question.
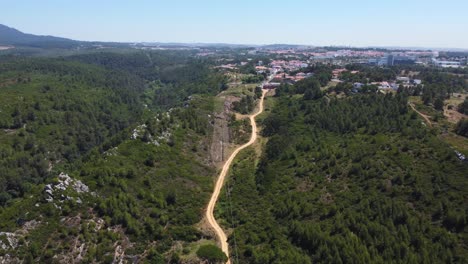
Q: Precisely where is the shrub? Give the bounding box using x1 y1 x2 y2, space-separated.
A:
196 244 227 263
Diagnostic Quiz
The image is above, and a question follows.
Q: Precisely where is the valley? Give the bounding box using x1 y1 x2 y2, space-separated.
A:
206 88 267 264
0 23 467 263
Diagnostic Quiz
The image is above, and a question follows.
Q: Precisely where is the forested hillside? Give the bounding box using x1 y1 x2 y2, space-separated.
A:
1 48 466 263
0 58 145 204
68 51 227 110
219 82 468 263
0 52 228 262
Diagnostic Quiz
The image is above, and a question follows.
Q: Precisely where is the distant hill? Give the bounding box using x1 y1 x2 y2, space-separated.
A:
0 24 80 48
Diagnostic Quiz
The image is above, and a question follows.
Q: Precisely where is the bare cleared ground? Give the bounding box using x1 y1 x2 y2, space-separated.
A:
445 107 466 124
209 94 240 168
444 93 467 124
0 78 18 88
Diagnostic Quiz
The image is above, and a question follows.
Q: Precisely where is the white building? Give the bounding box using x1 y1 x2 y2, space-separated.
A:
432 58 461 68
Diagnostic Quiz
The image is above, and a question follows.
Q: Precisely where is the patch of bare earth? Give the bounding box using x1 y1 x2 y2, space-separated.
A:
2 129 18 135
296 178 315 192
209 95 240 168
444 107 466 124
320 187 334 204
445 94 467 124
0 78 18 88
195 217 216 241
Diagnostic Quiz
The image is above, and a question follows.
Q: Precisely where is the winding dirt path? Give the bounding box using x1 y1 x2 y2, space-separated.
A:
205 89 268 264
409 103 432 128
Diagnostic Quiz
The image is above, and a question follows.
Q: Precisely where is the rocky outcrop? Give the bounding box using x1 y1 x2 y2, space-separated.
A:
43 172 91 205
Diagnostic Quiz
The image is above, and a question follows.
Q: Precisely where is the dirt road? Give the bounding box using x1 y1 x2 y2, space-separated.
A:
205 89 268 264
409 103 432 127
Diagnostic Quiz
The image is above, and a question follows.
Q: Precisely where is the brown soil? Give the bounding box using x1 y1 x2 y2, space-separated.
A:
209 95 240 168
444 107 466 124
296 178 315 192
444 94 467 124
0 78 18 88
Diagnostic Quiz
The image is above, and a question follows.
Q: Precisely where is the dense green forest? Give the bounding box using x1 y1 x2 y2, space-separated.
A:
0 52 227 204
68 51 228 110
0 51 229 262
1 48 467 263
218 82 468 263
0 58 145 204
456 119 468 137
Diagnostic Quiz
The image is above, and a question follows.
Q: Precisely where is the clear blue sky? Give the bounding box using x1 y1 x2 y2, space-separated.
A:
2 0 468 48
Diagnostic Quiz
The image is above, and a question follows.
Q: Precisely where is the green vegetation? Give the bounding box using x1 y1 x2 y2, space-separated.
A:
68 51 228 110
80 96 216 258
233 96 255 114
299 65 332 86
456 119 468 137
229 117 252 144
342 64 397 82
0 51 228 262
218 80 468 263
242 74 264 84
1 47 467 263
196 244 227 263
401 69 466 108
232 86 263 114
459 98 468 115
0 58 144 204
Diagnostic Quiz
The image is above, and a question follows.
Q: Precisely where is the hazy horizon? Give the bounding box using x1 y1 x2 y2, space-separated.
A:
2 0 468 49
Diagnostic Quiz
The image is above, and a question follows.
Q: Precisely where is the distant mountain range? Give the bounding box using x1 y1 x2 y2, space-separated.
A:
0 24 82 48
0 24 252 49
1 24 467 52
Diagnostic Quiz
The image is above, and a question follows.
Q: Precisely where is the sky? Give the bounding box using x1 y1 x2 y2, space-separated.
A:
2 0 468 49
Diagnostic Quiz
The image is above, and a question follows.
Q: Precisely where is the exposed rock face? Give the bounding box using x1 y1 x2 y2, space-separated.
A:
0 219 41 262
0 254 21 264
43 172 91 204
131 124 147 140
0 232 18 250
59 172 89 193
130 117 173 146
